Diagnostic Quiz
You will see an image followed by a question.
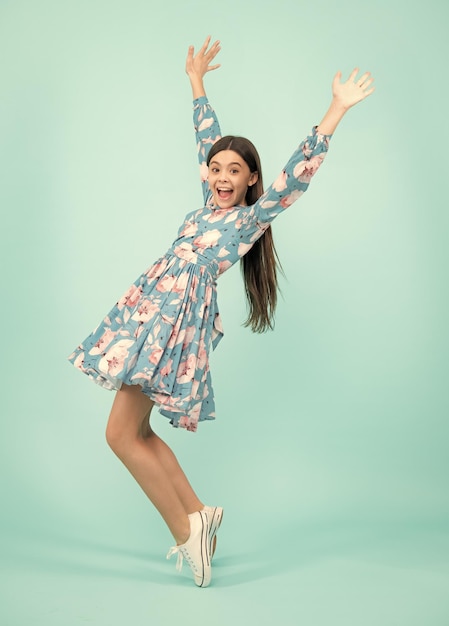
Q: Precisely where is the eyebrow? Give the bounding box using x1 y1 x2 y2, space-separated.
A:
209 160 242 167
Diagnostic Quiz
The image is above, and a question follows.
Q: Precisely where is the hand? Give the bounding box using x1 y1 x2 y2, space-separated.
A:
331 68 375 110
317 69 375 134
186 35 221 80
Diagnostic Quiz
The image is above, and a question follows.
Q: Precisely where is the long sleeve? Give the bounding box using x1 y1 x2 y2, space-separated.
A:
193 96 222 206
253 127 332 224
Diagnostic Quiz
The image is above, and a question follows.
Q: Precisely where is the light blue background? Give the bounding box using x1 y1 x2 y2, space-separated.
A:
1 0 448 624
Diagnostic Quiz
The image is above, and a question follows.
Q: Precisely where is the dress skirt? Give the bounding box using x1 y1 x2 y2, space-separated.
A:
68 247 224 432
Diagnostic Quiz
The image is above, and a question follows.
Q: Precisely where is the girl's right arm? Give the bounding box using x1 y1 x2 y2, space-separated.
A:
186 37 222 205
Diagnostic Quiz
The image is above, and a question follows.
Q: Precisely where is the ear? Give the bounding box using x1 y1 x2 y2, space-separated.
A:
248 171 259 187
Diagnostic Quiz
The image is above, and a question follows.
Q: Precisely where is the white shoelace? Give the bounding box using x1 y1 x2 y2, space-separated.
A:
166 545 184 572
166 545 199 574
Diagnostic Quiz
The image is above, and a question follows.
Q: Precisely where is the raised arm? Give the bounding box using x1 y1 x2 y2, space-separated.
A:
186 37 223 205
254 68 375 223
252 128 330 224
317 68 375 134
186 36 221 99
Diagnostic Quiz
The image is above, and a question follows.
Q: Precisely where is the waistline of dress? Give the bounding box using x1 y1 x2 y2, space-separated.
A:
167 244 219 282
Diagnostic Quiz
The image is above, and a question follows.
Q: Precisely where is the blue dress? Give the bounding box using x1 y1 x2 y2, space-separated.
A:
68 96 331 432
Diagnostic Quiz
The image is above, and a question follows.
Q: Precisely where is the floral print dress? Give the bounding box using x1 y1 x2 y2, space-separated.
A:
68 96 331 432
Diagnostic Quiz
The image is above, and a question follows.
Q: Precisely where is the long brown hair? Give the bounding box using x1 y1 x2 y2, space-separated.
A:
207 136 282 333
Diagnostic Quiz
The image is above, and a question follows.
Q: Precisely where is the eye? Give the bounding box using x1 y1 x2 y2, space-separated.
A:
210 167 219 173
230 169 240 175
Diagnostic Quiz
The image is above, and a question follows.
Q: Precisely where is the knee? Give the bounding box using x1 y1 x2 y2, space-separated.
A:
105 416 129 456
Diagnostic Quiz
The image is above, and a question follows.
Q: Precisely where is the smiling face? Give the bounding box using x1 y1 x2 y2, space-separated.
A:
208 150 259 209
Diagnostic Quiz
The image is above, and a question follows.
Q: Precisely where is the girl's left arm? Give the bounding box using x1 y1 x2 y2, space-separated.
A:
253 128 331 224
254 68 374 223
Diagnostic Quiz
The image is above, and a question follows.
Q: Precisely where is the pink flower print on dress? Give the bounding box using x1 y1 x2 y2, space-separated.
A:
134 324 146 340
89 328 117 356
280 189 303 209
207 210 227 224
73 352 85 370
176 353 197 384
130 370 164 387
238 242 253 257
190 379 200 405
190 274 199 303
193 229 222 249
182 325 196 350
178 415 191 430
131 299 159 323
199 161 208 183
152 322 162 338
146 258 168 280
293 154 325 183
179 221 199 238
301 138 316 159
272 171 288 192
127 352 138 372
160 358 173 379
156 274 177 293
218 260 232 273
173 243 198 264
198 116 215 132
189 401 202 423
224 211 238 224
198 284 213 319
117 285 143 311
197 346 208 371
217 246 230 258
149 344 164 366
175 322 188 345
172 272 190 295
98 339 134 377
166 321 182 350
258 194 278 210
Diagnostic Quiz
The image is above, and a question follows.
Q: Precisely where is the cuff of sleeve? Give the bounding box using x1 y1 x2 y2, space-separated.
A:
193 96 209 107
312 125 333 140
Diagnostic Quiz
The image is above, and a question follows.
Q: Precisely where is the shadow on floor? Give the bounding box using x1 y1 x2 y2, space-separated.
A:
2 518 448 588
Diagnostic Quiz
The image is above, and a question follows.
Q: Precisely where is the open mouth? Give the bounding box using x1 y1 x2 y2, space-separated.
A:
217 187 233 201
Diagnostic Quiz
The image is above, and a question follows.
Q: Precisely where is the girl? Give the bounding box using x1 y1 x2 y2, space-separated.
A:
68 37 374 587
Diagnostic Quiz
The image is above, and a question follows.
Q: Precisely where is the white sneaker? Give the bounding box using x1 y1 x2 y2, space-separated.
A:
166 511 211 587
203 505 223 558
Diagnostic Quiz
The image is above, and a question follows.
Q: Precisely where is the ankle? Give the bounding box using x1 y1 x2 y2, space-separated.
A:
185 501 204 515
175 520 191 546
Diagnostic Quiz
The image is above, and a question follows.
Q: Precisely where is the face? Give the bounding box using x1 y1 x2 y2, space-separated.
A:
208 150 258 209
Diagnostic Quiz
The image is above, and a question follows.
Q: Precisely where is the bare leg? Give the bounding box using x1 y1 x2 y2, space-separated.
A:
105 383 197 544
140 417 204 514
139 414 219 557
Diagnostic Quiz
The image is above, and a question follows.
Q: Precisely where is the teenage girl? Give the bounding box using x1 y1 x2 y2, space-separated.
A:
68 36 374 587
